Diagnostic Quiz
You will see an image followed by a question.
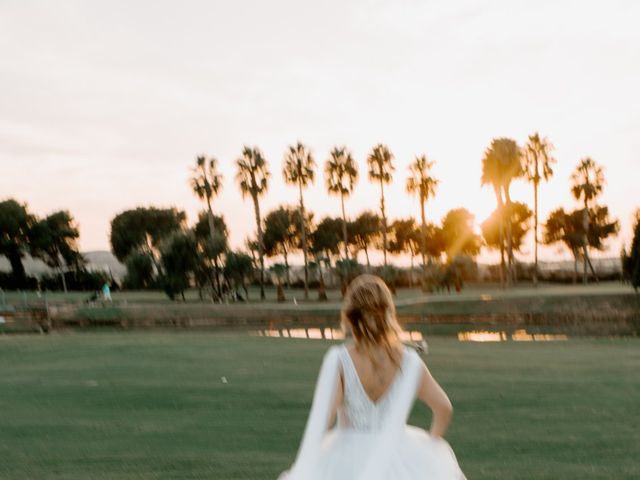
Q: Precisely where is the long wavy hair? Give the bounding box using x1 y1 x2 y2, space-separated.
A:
341 274 403 365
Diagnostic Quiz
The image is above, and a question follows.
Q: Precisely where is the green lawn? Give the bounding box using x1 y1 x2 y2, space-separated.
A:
1 333 639 479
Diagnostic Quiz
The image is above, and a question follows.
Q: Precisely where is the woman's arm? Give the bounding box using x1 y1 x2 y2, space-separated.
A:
417 363 453 438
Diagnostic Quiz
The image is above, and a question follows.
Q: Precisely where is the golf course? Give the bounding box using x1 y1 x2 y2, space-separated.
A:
1 331 638 479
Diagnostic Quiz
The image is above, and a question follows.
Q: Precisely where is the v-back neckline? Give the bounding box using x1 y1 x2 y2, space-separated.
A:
343 345 405 406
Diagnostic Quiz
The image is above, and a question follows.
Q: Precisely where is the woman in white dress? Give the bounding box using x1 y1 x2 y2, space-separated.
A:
280 274 466 480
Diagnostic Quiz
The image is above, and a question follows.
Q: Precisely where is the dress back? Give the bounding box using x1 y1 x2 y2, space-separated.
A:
337 345 412 432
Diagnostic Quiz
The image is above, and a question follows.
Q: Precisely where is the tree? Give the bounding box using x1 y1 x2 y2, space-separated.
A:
440 208 481 260
481 202 533 254
159 232 198 301
190 155 223 237
325 146 358 261
193 212 228 299
348 211 381 270
406 155 439 272
110 207 186 266
571 157 605 284
123 252 154 289
481 138 523 286
310 217 342 266
283 141 316 300
543 208 584 283
310 216 343 295
623 212 640 292
422 223 446 262
29 211 83 293
367 144 395 266
523 133 555 285
389 218 418 286
0 199 34 285
223 251 254 300
190 156 223 292
263 206 297 286
236 146 270 300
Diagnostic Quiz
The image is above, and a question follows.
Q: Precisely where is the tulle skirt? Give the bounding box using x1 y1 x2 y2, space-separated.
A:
280 426 466 480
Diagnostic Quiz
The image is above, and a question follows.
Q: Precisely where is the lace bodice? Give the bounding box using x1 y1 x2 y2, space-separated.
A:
337 345 410 432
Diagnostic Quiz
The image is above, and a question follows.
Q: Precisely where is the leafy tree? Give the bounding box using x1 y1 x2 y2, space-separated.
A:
0 199 34 284
481 138 523 286
269 263 287 302
263 206 297 286
29 210 83 292
523 133 555 285
389 218 418 286
159 232 198 301
110 207 186 265
367 144 395 266
406 155 439 272
543 208 584 283
283 141 316 300
223 251 254 300
310 216 342 264
236 146 270 300
325 146 358 261
123 252 154 289
310 216 343 295
623 212 640 292
422 223 446 262
348 211 381 270
571 157 605 283
440 208 481 260
481 202 533 253
193 212 228 298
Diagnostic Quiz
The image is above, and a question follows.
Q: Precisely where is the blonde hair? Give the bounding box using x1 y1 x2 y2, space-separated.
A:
341 274 403 364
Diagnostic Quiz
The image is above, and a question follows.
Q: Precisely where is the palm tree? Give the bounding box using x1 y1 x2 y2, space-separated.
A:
236 146 270 300
283 141 316 300
325 146 358 262
571 157 605 284
367 144 395 266
406 155 439 274
523 133 555 286
481 138 523 286
190 156 223 297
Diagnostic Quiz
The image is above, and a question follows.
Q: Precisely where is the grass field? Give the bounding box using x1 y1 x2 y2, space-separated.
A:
1 333 639 479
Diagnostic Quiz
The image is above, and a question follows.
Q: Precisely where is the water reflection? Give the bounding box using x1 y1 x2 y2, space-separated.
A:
458 329 568 342
252 328 567 342
251 328 425 342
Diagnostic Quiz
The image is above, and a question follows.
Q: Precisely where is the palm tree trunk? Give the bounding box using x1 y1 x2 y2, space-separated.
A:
533 180 539 286
494 187 505 288
409 249 415 288
252 193 266 300
283 247 290 287
59 265 68 293
420 194 427 272
379 179 388 267
298 180 309 300
340 193 349 261
505 188 514 285
582 203 589 284
364 246 370 270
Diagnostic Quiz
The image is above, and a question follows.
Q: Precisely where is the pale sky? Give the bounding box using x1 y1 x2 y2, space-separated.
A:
1 0 639 265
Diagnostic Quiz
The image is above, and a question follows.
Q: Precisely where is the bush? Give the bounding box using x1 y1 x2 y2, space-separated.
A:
0 272 38 290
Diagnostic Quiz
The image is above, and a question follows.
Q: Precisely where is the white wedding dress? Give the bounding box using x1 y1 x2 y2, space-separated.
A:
280 344 466 480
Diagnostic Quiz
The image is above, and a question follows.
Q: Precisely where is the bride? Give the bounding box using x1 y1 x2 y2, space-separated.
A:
279 274 466 480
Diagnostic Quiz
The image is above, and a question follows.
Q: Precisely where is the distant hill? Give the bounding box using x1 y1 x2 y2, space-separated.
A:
0 251 126 282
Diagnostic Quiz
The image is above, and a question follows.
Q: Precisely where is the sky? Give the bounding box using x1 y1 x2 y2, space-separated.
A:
1 0 639 265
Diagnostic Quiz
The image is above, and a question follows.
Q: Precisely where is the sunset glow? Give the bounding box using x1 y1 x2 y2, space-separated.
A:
1 1 638 264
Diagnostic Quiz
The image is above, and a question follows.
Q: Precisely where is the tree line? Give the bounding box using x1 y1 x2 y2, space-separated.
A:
1 133 635 298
